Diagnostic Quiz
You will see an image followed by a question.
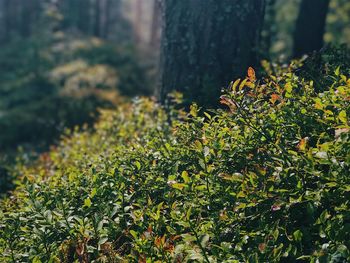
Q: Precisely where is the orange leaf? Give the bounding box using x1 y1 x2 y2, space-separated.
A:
164 243 175 253
297 138 308 151
220 95 237 112
154 236 166 248
270 94 280 104
247 67 256 82
138 255 146 263
258 243 266 252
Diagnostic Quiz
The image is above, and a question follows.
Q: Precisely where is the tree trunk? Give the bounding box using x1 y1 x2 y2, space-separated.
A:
103 0 112 39
293 0 330 58
3 0 12 40
21 0 35 37
78 0 91 34
0 0 9 43
93 0 101 37
261 0 276 59
134 0 143 44
159 0 266 106
150 0 161 48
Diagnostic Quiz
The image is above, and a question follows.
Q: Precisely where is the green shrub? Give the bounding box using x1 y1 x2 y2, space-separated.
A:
296 45 350 92
0 60 349 262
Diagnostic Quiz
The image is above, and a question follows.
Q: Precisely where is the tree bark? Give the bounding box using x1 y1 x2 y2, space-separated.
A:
159 0 266 106
261 0 276 59
293 0 330 58
103 0 112 39
3 0 12 40
150 0 161 48
21 0 37 37
78 0 91 34
93 0 101 37
134 0 143 44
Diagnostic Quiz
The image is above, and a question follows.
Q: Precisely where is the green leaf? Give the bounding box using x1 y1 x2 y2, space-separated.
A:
195 140 203 151
190 104 198 117
237 191 246 198
195 185 207 191
204 112 211 120
293 230 303 242
335 66 340 76
186 206 192 221
181 171 190 183
129 230 138 239
90 188 97 198
135 161 141 170
32 256 42 263
84 197 92 208
319 210 330 224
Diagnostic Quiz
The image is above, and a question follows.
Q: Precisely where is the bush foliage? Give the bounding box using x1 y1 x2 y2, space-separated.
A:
0 56 349 262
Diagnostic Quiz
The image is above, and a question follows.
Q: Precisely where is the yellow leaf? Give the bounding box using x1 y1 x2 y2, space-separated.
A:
339 110 347 123
237 191 246 198
285 82 293 93
314 98 324 110
297 138 307 151
239 79 248 91
171 183 186 190
231 78 241 91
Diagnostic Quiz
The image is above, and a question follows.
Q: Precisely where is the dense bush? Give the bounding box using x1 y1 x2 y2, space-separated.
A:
0 58 349 262
296 45 350 92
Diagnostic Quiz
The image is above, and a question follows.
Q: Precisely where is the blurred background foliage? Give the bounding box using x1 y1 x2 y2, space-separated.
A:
263 0 350 59
0 0 156 192
0 0 151 154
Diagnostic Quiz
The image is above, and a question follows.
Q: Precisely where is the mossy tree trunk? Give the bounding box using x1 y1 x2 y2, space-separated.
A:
293 0 330 58
159 0 266 106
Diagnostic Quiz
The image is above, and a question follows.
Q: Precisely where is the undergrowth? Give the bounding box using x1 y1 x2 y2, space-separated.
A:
0 53 349 262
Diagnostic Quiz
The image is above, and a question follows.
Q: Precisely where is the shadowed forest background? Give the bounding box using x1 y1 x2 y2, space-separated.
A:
0 0 163 191
0 0 349 262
